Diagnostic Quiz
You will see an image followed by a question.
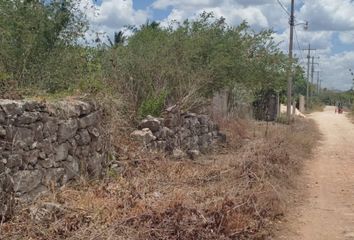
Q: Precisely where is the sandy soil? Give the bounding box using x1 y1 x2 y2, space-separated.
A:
275 106 354 240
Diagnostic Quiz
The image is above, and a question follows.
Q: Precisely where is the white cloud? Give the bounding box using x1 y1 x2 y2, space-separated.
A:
298 0 354 31
319 51 354 90
152 0 220 10
339 31 354 44
81 0 149 40
153 0 280 30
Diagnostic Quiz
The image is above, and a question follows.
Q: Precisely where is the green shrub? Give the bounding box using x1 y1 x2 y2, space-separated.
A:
138 91 167 118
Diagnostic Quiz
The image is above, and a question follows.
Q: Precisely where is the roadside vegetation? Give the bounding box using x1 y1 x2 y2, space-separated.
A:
0 0 311 119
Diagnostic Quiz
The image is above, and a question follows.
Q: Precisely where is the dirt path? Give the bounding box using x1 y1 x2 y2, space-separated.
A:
276 106 354 240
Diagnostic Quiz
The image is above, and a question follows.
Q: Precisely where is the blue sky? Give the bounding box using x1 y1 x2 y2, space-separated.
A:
86 0 354 90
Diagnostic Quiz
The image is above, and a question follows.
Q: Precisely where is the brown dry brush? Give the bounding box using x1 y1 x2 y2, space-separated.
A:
0 118 319 240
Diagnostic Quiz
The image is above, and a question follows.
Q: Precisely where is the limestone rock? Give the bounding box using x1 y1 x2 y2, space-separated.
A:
16 112 41 125
88 126 100 138
131 128 156 145
172 149 187 159
13 170 42 193
76 129 91 146
0 126 6 138
23 101 45 112
7 154 23 169
0 174 14 220
78 111 100 129
139 116 161 132
30 202 67 222
164 114 179 128
42 168 65 187
14 127 33 148
32 122 44 142
197 115 209 125
43 118 59 138
157 127 174 139
25 150 39 165
55 143 69 161
0 100 23 117
0 110 6 124
39 155 58 169
187 150 200 160
58 119 78 143
62 155 80 183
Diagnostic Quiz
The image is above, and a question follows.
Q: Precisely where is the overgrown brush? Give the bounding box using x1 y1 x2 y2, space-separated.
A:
0 118 319 240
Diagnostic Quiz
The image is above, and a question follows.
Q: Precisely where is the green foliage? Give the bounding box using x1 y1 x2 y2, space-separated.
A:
138 91 168 118
293 65 307 96
0 0 89 93
102 12 295 113
318 89 354 108
0 5 307 119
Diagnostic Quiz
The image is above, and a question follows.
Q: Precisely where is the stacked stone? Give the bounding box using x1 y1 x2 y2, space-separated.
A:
131 108 225 159
0 99 105 210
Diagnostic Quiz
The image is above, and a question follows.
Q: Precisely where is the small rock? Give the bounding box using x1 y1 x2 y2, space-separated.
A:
13 170 42 193
77 129 91 146
39 152 46 159
7 154 23 168
131 128 156 145
43 118 59 138
39 156 58 169
25 150 40 165
42 168 65 187
16 112 40 125
62 155 80 183
58 119 78 143
0 126 6 137
55 143 69 161
0 100 23 116
187 150 200 160
139 116 161 132
88 127 100 138
172 149 187 159
78 111 100 129
13 127 34 148
157 127 174 139
30 202 67 222
0 111 6 124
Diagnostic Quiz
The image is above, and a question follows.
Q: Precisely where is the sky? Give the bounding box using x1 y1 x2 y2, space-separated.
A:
83 0 354 91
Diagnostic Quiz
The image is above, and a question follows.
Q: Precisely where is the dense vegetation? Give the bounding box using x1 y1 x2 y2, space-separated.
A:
0 0 310 117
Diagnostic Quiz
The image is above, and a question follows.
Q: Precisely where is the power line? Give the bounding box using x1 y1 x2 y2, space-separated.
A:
276 0 290 16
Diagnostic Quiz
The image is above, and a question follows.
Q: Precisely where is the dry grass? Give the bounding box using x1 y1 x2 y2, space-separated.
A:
0 118 320 240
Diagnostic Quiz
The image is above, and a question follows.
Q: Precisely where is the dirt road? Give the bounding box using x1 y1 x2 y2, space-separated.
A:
276 106 354 240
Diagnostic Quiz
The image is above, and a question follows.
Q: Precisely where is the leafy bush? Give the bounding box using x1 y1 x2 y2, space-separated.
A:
138 91 168 118
101 12 299 114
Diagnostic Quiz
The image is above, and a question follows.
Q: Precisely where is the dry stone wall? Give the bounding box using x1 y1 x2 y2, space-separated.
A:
131 107 226 159
0 99 106 219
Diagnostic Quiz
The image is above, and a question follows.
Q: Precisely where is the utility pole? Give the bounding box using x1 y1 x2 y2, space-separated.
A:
305 44 316 109
287 0 295 123
311 56 315 98
310 56 319 100
316 71 320 94
306 45 311 106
